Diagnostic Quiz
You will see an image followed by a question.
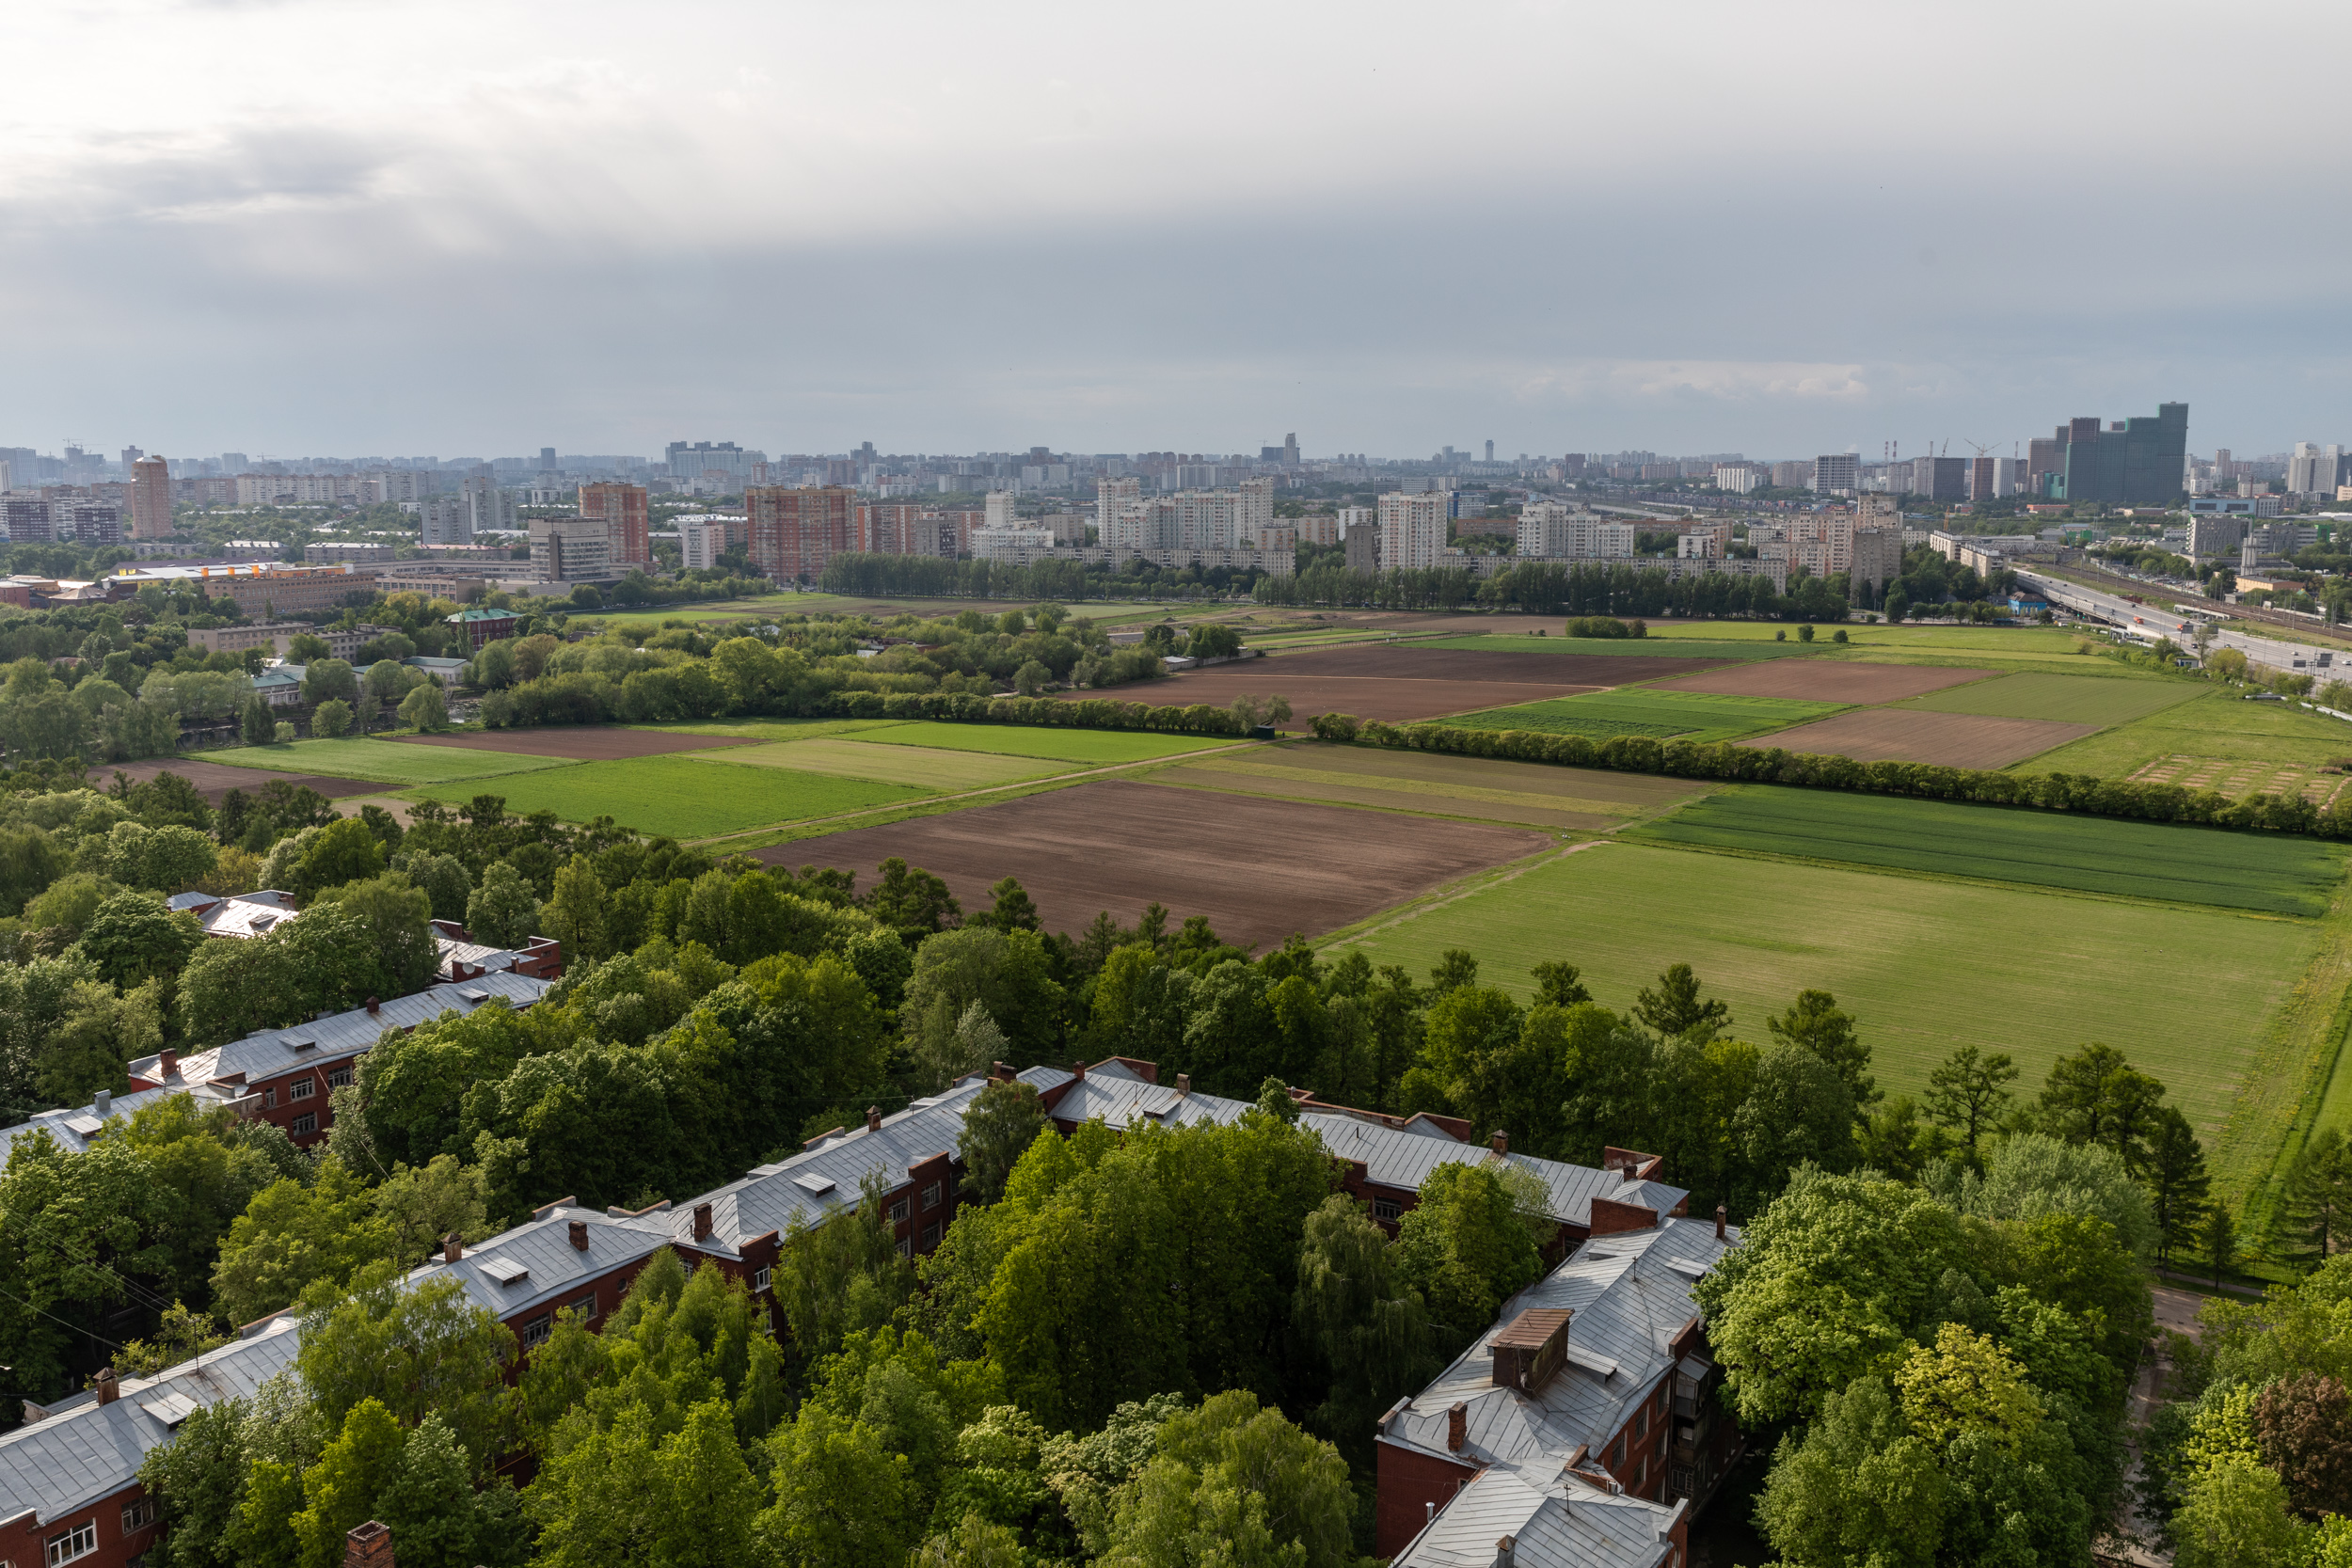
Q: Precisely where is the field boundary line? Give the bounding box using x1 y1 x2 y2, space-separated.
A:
1318 840 1610 948
2217 881 2352 1220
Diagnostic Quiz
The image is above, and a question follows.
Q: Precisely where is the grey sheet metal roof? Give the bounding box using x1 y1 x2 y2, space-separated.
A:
398 1205 674 1321
1015 1064 1688 1231
0 1080 254 1165
202 971 550 1084
1384 1218 1739 1477
0 1312 302 1526
191 890 301 939
1393 1466 1685 1568
662 1080 989 1257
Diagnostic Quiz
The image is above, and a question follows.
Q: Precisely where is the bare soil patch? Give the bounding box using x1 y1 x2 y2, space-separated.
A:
91 758 386 803
1102 645 1727 729
1738 709 2096 768
1656 660 1994 705
762 778 1549 949
390 727 760 760
1240 742 1707 806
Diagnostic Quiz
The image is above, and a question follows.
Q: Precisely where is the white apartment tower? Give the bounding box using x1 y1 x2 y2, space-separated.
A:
1517 502 1635 561
1096 476 1141 545
1379 491 1449 572
984 490 1019 530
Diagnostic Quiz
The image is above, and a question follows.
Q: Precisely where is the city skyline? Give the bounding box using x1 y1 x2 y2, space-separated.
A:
3 1 2347 454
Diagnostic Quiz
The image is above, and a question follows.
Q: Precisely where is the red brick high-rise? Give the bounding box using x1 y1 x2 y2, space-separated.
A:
130 456 172 539
577 483 650 567
748 486 854 580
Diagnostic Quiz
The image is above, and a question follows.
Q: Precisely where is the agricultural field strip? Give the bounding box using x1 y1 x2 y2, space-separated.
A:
1447 689 1845 743
846 721 1248 763
1628 786 2344 916
688 738 1060 790
1150 767 1621 832
1248 742 1706 804
203 740 581 786
405 754 933 839
1415 635 1819 659
1323 840 2307 1158
1168 754 1657 819
2017 689 2352 781
1898 671 2207 725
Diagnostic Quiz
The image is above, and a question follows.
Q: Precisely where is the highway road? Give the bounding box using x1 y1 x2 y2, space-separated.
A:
2014 569 2343 675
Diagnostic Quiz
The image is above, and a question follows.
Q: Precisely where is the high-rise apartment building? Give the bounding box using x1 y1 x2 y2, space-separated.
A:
1095 476 1141 540
1908 455 1970 502
2033 404 2188 504
578 483 649 566
1516 502 1636 561
421 495 473 547
746 486 855 581
1379 491 1449 573
130 456 172 539
530 515 613 581
2288 443 2345 497
1771 460 1813 489
1811 453 1858 497
983 491 1019 530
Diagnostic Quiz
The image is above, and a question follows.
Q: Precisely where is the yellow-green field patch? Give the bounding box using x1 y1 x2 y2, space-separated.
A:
850 721 1247 765
1900 670 2204 726
699 738 1060 790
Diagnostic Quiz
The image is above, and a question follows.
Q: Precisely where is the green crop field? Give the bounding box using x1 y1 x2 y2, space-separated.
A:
2018 688 2352 780
207 739 580 786
850 722 1246 764
1446 689 1842 744
1626 785 2345 916
407 754 929 838
1325 840 2323 1157
1900 671 2203 726
1417 635 1818 659
700 738 1058 790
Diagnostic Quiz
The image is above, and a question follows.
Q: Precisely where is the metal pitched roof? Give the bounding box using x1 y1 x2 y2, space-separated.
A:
398 1206 673 1321
1392 1466 1684 1568
0 1314 303 1526
0 1080 254 1165
1384 1219 1739 1478
207 971 550 1084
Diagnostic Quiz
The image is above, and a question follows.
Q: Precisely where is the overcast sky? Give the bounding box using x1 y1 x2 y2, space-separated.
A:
4 0 2346 462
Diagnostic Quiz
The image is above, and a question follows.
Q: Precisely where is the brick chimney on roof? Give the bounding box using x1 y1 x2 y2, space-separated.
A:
1490 1129 1508 1155
1176 1074 1190 1097
1072 1060 1086 1082
93 1369 117 1406
159 1048 178 1078
344 1519 394 1568
693 1202 713 1241
365 996 380 1015
569 1220 589 1251
1495 1536 1516 1568
866 1105 882 1132
1715 1203 1727 1241
442 1234 463 1263
1446 1401 1467 1452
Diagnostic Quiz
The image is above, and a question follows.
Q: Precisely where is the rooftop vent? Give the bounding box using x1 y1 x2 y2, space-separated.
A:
139 1390 200 1428
1489 1307 1572 1393
793 1173 836 1197
478 1256 530 1286
458 988 491 1004
287 1038 317 1053
62 1114 103 1139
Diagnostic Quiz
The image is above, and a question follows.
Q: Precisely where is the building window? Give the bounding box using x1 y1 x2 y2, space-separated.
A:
1372 1196 1403 1222
290 1113 317 1136
920 1222 942 1249
262 1088 277 1109
1634 1407 1648 1439
896 1236 912 1259
46 1520 97 1566
570 1293 596 1322
122 1497 157 1533
921 1181 942 1211
521 1316 551 1350
753 1266 771 1292
888 1199 910 1225
328 1068 353 1089
1610 1436 1624 1470
290 1078 314 1101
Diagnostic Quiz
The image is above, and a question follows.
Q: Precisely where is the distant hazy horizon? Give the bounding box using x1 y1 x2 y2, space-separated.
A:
4 0 2345 460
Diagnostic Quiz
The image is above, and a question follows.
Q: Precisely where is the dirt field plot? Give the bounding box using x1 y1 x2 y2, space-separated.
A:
1240 645 1733 686
394 727 761 759
1417 636 1818 660
1149 743 1707 832
1739 709 2094 768
697 739 1057 791
1902 672 2204 726
97 758 389 802
1447 689 1841 744
1234 744 1706 808
1655 660 1994 704
850 722 1244 765
765 778 1550 949
1153 766 1621 831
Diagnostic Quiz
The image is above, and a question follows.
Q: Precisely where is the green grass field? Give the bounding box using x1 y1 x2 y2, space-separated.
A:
1446 689 1843 744
407 754 929 838
1900 671 2204 726
1417 635 1819 659
850 722 1246 764
2018 688 2352 780
1325 841 2321 1150
580 600 787 626
699 738 1058 790
1627 785 2344 915
206 738 580 786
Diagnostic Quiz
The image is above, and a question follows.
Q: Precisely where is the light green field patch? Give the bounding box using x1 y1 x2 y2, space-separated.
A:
698 738 1059 790
205 738 580 786
1447 689 1844 744
1325 841 2316 1153
2019 688 2352 780
406 754 928 838
850 721 1246 765
1900 671 2204 726
630 720 910 743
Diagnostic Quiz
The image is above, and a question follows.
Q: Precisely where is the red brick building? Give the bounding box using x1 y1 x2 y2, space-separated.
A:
577 483 650 568
746 485 855 581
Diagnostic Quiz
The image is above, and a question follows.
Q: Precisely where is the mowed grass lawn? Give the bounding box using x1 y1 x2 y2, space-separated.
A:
1448 689 1842 744
1900 671 2204 726
407 754 929 838
701 738 1059 790
1628 785 2346 916
1417 635 1817 659
850 721 1247 764
208 738 579 786
1327 841 2318 1142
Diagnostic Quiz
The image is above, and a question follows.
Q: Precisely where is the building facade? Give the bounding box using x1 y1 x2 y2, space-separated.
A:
577 483 650 567
1518 503 1636 562
1810 453 1857 496
2037 404 2190 505
1380 491 1450 572
129 458 172 539
745 486 855 580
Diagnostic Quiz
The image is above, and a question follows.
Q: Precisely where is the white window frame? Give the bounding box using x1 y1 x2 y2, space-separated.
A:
570 1293 596 1322
888 1198 910 1225
752 1266 771 1292
289 1077 315 1101
1372 1196 1403 1222
520 1316 551 1349
121 1497 157 1532
47 1519 97 1566
290 1112 318 1136
920 1181 942 1211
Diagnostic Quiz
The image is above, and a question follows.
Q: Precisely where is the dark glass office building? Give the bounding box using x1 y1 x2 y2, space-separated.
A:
2041 403 2188 504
